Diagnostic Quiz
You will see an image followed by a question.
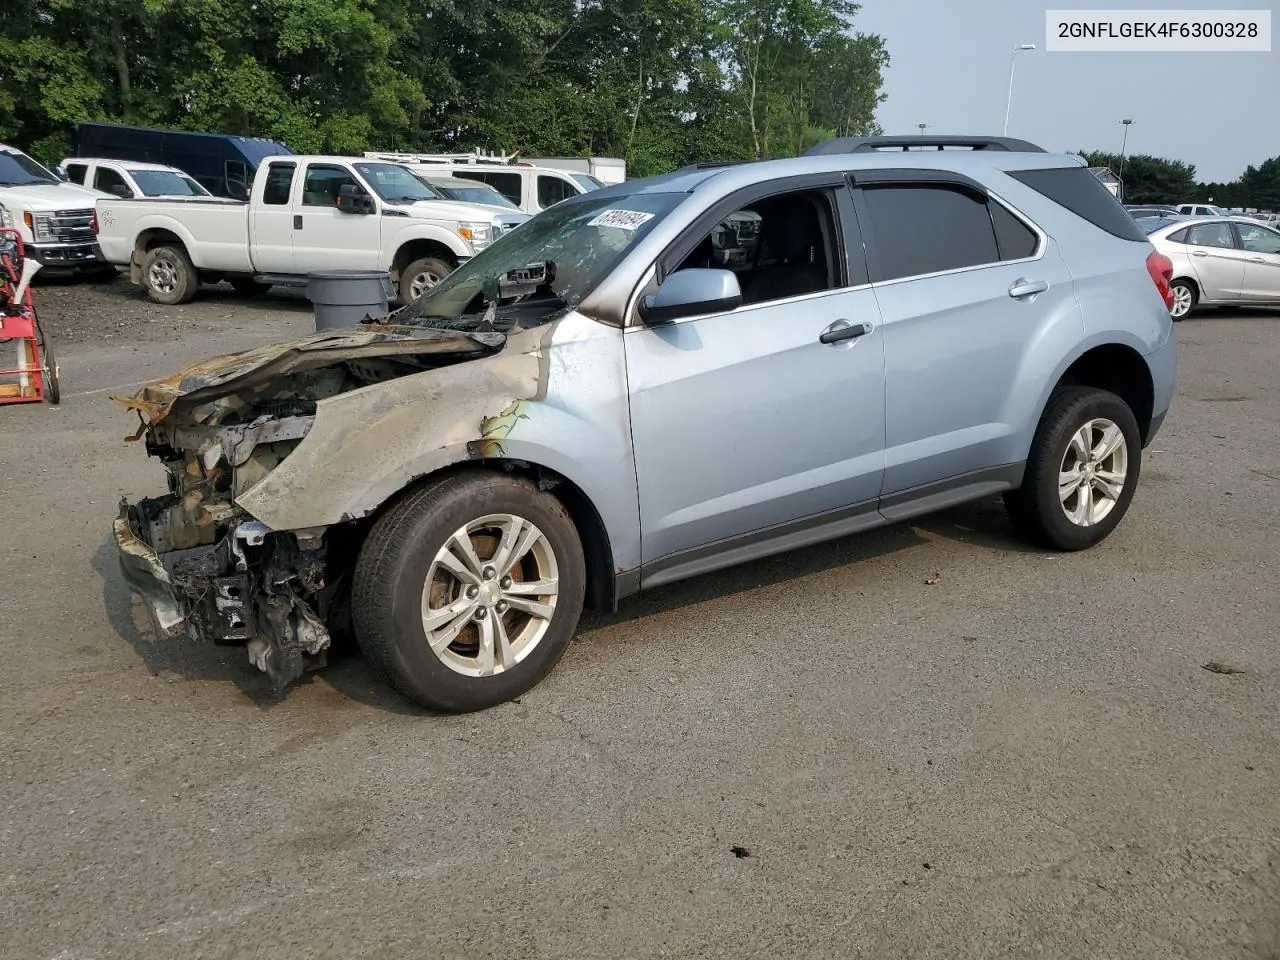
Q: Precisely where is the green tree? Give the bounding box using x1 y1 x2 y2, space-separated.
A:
1241 157 1280 210
1080 150 1197 205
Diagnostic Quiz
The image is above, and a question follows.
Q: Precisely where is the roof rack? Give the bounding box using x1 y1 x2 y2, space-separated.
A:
803 136 1046 156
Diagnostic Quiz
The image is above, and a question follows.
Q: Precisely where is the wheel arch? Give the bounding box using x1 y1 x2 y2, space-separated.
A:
129 226 195 283
1039 342 1156 445
362 459 621 613
389 234 465 285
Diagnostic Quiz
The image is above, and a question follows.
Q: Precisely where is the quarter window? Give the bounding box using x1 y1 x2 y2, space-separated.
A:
863 183 1037 282
1186 222 1235 249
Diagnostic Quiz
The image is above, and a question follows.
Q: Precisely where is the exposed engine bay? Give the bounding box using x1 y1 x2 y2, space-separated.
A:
113 323 509 690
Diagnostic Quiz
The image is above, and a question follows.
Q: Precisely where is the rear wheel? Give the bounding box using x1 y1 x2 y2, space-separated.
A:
352 473 586 712
1004 386 1141 551
141 244 198 305
1169 278 1196 320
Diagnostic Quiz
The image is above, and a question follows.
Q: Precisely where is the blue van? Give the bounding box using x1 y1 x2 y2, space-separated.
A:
71 122 293 199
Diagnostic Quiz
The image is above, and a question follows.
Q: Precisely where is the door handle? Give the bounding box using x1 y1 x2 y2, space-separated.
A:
819 321 872 344
1008 278 1048 299
293 215 303 230
1192 250 1208 257
1248 256 1266 263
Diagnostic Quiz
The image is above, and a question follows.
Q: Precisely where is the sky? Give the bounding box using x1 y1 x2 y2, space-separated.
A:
853 0 1280 183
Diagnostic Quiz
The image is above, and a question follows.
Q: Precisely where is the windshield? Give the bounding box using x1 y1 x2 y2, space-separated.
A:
570 173 604 191
354 162 443 202
0 150 58 186
439 183 518 209
395 191 682 328
132 170 210 197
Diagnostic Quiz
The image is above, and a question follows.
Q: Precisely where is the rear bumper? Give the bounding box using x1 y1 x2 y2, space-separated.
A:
1144 332 1177 446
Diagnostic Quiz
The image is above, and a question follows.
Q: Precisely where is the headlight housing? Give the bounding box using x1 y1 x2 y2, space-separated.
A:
0 204 13 229
22 211 52 242
456 221 492 250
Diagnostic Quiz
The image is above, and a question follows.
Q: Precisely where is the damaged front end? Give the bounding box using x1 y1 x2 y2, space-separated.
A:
111 324 506 690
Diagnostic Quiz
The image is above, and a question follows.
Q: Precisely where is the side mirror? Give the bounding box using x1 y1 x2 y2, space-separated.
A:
54 166 70 181
108 184 134 199
639 268 742 325
337 183 375 215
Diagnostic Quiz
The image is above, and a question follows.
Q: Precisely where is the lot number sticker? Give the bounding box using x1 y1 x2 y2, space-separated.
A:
588 209 655 230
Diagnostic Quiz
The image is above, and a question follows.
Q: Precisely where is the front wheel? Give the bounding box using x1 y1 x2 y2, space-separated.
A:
398 256 453 304
141 244 198 305
1004 386 1141 551
352 473 586 712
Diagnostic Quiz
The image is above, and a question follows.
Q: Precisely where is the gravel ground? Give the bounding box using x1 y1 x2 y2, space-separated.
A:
33 272 313 346
2 279 1279 960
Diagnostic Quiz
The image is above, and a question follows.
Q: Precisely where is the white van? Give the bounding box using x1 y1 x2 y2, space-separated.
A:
362 153 604 215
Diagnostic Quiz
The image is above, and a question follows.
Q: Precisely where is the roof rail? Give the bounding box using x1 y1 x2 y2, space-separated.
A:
804 135 1046 156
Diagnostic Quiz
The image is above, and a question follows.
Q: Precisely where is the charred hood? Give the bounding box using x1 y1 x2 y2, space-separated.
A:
113 324 508 429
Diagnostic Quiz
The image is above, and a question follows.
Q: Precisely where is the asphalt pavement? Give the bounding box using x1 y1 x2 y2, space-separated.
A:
2 283 1278 959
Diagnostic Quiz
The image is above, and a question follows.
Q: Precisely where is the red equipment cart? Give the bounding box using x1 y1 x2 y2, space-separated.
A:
0 227 59 405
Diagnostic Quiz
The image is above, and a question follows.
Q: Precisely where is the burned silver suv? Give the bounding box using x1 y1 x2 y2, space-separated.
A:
115 136 1177 713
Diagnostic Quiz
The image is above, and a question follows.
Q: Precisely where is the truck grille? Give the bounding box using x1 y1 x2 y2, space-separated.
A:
492 214 529 239
45 209 96 243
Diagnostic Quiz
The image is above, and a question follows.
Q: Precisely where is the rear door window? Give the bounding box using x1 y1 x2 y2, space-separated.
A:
861 183 1032 281
1186 222 1236 249
261 162 296 205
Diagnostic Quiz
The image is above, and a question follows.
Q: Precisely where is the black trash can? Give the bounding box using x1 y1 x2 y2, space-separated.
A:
305 269 396 330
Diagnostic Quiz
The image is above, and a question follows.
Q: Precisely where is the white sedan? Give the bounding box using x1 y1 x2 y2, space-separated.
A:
1143 215 1280 319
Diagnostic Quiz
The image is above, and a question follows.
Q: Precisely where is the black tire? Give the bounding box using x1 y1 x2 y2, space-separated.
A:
1169 278 1197 321
36 321 59 405
140 244 198 305
352 472 586 712
230 277 271 296
1003 386 1141 551
398 256 453 303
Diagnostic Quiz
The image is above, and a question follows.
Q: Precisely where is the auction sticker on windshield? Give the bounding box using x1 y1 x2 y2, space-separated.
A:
588 209 655 230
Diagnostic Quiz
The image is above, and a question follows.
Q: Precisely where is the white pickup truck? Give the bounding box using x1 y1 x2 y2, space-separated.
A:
95 155 530 304
0 144 109 271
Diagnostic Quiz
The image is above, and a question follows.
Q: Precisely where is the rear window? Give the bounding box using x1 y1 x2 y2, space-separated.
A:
1009 167 1148 242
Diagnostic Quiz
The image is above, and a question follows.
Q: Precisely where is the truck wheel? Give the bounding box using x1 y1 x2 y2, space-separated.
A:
1003 386 1141 551
352 473 586 713
141 245 198 305
399 257 453 303
230 278 271 296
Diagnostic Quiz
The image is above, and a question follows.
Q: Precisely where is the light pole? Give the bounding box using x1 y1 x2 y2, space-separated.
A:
917 123 928 136
1118 119 1134 200
1003 43 1036 136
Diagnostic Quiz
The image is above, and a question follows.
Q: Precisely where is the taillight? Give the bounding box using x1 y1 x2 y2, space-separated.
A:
91 209 99 235
1146 250 1174 310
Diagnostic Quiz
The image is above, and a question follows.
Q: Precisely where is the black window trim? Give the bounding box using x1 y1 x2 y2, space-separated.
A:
620 174 861 328
848 171 1046 286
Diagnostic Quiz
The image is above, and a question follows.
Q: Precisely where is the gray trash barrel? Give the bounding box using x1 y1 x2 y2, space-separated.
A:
305 269 396 330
